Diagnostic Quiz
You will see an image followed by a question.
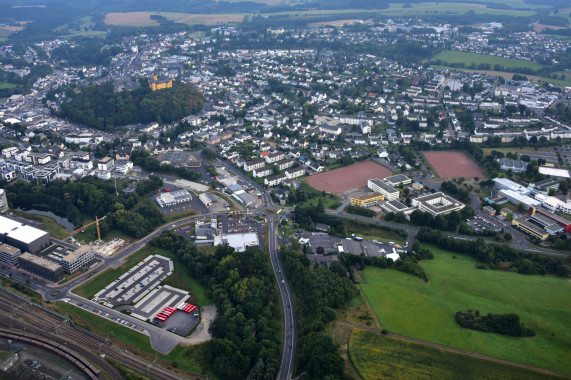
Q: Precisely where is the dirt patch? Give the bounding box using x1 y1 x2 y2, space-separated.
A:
307 161 391 194
533 24 567 32
310 19 368 27
423 151 483 179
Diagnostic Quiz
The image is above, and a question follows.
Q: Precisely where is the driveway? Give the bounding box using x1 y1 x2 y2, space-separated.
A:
181 305 216 345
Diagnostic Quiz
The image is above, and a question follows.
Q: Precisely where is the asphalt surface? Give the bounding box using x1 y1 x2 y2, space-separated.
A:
268 215 296 380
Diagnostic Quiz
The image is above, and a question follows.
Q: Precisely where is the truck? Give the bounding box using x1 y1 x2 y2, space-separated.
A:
351 233 363 241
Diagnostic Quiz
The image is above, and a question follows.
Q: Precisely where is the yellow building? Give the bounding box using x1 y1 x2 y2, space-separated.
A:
350 192 384 207
412 182 424 190
512 216 548 240
149 75 173 91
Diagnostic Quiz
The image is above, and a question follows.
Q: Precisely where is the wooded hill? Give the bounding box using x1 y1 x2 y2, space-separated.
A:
58 80 203 131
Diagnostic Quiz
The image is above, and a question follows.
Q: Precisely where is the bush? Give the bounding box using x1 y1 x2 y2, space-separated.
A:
455 310 535 337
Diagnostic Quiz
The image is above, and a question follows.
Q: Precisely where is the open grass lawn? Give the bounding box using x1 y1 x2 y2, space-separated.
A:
360 245 571 374
54 302 203 375
0 82 18 89
164 208 199 223
73 245 211 305
349 329 565 380
436 51 546 71
481 146 552 156
297 181 342 209
342 220 407 245
11 210 69 239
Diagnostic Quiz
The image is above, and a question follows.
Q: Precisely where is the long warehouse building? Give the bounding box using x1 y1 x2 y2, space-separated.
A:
0 215 51 253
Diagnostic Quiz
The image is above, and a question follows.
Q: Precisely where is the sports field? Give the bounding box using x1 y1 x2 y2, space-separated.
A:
423 151 483 178
306 160 391 193
349 329 565 380
359 245 571 374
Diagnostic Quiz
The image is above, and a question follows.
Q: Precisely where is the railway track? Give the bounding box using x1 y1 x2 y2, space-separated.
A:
0 289 195 380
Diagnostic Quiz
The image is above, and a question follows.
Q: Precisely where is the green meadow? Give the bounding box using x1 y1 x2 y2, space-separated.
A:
360 245 571 374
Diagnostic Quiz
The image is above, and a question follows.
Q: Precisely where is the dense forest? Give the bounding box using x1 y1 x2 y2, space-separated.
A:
455 310 535 337
280 247 358 379
416 227 570 277
150 231 280 380
58 80 203 131
6 176 165 238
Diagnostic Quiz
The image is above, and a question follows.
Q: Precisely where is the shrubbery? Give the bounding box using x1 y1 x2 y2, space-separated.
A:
455 310 535 337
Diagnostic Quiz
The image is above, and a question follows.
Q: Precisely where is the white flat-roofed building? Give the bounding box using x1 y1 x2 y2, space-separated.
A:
368 178 399 201
61 245 94 274
538 167 570 179
0 216 50 253
493 178 531 194
499 189 541 208
535 193 571 214
156 190 192 208
214 232 259 252
384 174 412 187
412 192 465 216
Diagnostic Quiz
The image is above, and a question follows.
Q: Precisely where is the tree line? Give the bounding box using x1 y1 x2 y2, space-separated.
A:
455 310 535 337
150 231 280 380
280 247 358 379
340 241 434 282
57 80 203 131
409 206 474 232
416 227 570 277
6 175 165 238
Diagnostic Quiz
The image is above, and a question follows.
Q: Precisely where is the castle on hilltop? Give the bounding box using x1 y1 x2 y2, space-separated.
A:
149 75 172 91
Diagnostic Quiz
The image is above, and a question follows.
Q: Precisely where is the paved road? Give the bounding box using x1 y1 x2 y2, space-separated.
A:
268 215 296 380
329 211 568 257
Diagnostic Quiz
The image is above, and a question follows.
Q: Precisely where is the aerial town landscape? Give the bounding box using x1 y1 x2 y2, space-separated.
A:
0 0 569 379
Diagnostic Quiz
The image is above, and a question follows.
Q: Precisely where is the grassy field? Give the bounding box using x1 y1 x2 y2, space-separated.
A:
164 208 199 223
297 181 342 209
342 219 407 245
434 65 571 87
0 82 18 89
266 3 534 19
54 302 204 375
435 51 546 71
360 245 571 374
349 329 566 380
11 210 70 239
481 146 553 156
73 245 211 305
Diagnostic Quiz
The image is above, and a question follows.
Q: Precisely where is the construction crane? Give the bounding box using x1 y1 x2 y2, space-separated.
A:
69 216 106 241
